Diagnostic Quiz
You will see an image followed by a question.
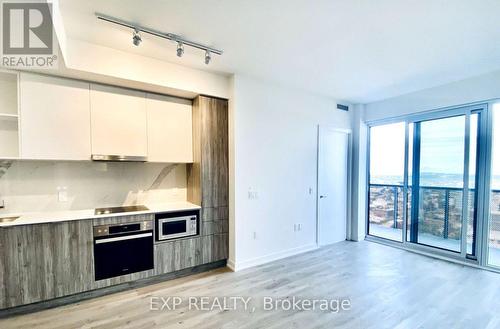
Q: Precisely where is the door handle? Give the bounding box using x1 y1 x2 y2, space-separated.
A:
95 232 152 244
320 195 327 199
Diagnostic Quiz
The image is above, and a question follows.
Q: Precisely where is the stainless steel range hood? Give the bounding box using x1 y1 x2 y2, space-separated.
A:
91 154 147 162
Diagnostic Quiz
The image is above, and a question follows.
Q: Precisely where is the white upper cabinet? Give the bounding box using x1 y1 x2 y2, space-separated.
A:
90 84 147 157
19 73 91 160
146 93 193 163
15 74 193 163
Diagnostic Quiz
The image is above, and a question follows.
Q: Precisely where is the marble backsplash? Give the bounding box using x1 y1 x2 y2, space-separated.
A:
0 160 188 215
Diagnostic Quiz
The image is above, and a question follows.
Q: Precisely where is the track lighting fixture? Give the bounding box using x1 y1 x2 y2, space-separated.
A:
205 50 211 65
132 29 141 46
97 13 222 64
176 42 184 57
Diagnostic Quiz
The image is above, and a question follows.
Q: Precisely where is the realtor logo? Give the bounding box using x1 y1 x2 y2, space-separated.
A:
1 1 58 68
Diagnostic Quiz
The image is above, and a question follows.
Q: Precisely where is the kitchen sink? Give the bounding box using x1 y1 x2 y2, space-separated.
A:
0 216 19 223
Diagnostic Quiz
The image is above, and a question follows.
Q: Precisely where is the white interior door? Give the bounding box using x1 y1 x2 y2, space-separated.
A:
318 127 350 246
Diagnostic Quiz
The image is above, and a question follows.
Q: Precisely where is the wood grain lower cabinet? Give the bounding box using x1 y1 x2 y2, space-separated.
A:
154 233 228 275
0 220 94 309
155 237 204 275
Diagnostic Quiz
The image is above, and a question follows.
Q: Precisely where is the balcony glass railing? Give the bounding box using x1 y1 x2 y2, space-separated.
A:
368 184 500 265
368 184 404 242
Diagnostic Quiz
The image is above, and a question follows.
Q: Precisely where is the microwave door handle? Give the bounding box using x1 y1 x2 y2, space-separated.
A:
163 216 193 223
95 232 152 244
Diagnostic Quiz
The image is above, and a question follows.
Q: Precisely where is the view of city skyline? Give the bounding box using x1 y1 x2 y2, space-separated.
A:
371 173 500 190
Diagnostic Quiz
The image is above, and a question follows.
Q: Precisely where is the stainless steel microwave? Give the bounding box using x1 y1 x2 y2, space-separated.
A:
156 214 198 241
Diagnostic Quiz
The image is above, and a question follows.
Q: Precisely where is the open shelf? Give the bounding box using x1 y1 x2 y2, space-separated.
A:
0 71 19 158
0 71 18 115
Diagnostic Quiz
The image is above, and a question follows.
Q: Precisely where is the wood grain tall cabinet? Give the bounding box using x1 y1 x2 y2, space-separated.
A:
188 96 229 262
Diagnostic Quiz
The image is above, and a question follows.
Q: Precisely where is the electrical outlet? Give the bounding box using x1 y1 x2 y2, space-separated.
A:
248 191 259 200
298 223 302 231
253 231 257 239
293 224 297 232
308 188 313 195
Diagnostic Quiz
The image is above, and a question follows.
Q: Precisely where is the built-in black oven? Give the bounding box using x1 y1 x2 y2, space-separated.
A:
155 210 199 241
93 220 154 280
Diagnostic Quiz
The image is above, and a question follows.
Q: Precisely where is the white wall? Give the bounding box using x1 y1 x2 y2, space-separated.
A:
229 74 352 271
365 69 500 122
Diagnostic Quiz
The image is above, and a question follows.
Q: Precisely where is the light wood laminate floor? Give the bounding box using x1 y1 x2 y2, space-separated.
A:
1 241 499 329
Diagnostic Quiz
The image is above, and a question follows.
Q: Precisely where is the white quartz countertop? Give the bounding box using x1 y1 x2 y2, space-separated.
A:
0 202 201 227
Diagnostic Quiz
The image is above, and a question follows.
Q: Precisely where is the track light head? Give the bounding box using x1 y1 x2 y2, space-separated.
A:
132 29 141 46
176 42 184 57
204 50 211 65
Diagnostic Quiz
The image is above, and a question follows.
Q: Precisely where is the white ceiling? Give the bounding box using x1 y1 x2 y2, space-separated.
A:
59 0 500 103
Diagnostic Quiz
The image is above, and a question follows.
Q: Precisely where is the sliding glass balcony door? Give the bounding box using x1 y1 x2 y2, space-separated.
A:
409 114 478 255
368 106 484 261
488 104 500 267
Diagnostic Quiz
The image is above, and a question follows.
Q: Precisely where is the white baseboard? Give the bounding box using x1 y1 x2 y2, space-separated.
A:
226 259 236 272
229 244 318 272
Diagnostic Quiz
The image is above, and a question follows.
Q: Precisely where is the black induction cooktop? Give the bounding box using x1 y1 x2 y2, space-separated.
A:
94 205 149 215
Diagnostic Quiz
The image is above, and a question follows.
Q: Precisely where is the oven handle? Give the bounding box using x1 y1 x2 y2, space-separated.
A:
95 232 152 244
